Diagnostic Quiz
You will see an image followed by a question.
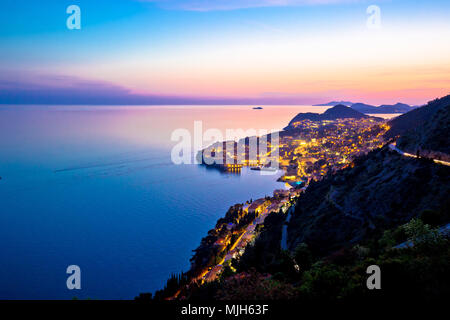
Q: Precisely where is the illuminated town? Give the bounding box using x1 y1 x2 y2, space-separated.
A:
202 116 390 185
170 114 391 297
278 117 389 183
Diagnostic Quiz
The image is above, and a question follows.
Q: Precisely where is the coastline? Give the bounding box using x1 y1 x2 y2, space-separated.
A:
161 185 304 300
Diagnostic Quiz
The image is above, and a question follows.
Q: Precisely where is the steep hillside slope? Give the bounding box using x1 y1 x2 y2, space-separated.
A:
287 147 450 256
396 99 450 159
385 94 450 141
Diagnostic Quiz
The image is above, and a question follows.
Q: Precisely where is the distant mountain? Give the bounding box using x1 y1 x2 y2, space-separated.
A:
388 95 450 160
314 101 354 106
378 103 414 113
315 101 414 113
323 105 374 119
386 95 449 138
285 105 378 129
351 102 414 114
350 103 377 113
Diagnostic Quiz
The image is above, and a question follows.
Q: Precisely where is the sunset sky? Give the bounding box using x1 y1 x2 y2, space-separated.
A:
1 0 449 105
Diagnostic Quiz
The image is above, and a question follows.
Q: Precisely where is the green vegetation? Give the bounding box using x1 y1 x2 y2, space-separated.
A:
176 216 448 302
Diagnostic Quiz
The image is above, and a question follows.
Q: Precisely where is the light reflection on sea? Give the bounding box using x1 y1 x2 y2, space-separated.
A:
0 105 399 299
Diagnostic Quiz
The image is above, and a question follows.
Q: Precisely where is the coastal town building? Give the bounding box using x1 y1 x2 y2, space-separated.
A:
245 199 270 215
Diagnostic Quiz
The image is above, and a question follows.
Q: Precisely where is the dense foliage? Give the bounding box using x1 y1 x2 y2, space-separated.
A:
177 216 449 302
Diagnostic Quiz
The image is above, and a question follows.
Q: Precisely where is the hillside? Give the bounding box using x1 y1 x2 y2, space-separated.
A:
314 101 414 113
385 95 450 139
394 95 450 160
287 147 450 256
351 102 414 114
285 105 377 130
378 103 413 113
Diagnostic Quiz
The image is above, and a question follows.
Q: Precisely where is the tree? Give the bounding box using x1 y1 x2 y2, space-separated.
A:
293 243 313 270
403 218 443 249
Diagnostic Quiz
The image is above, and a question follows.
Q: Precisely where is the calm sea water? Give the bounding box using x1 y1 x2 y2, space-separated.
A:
0 105 396 299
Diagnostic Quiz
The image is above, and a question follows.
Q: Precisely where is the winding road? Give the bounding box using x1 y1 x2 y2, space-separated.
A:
389 143 450 166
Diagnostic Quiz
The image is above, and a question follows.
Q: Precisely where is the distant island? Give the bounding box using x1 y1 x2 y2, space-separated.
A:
252 106 263 110
314 101 354 106
351 102 416 114
315 101 418 114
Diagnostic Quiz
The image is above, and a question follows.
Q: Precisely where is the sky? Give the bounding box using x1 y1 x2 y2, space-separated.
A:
0 0 449 105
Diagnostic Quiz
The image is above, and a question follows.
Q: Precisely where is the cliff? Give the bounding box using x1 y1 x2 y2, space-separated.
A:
394 95 450 160
287 147 450 256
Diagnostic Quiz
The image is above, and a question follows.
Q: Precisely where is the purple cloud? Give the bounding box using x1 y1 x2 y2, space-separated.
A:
0 71 321 105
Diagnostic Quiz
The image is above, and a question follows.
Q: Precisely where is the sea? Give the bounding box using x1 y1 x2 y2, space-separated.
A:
0 105 398 299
